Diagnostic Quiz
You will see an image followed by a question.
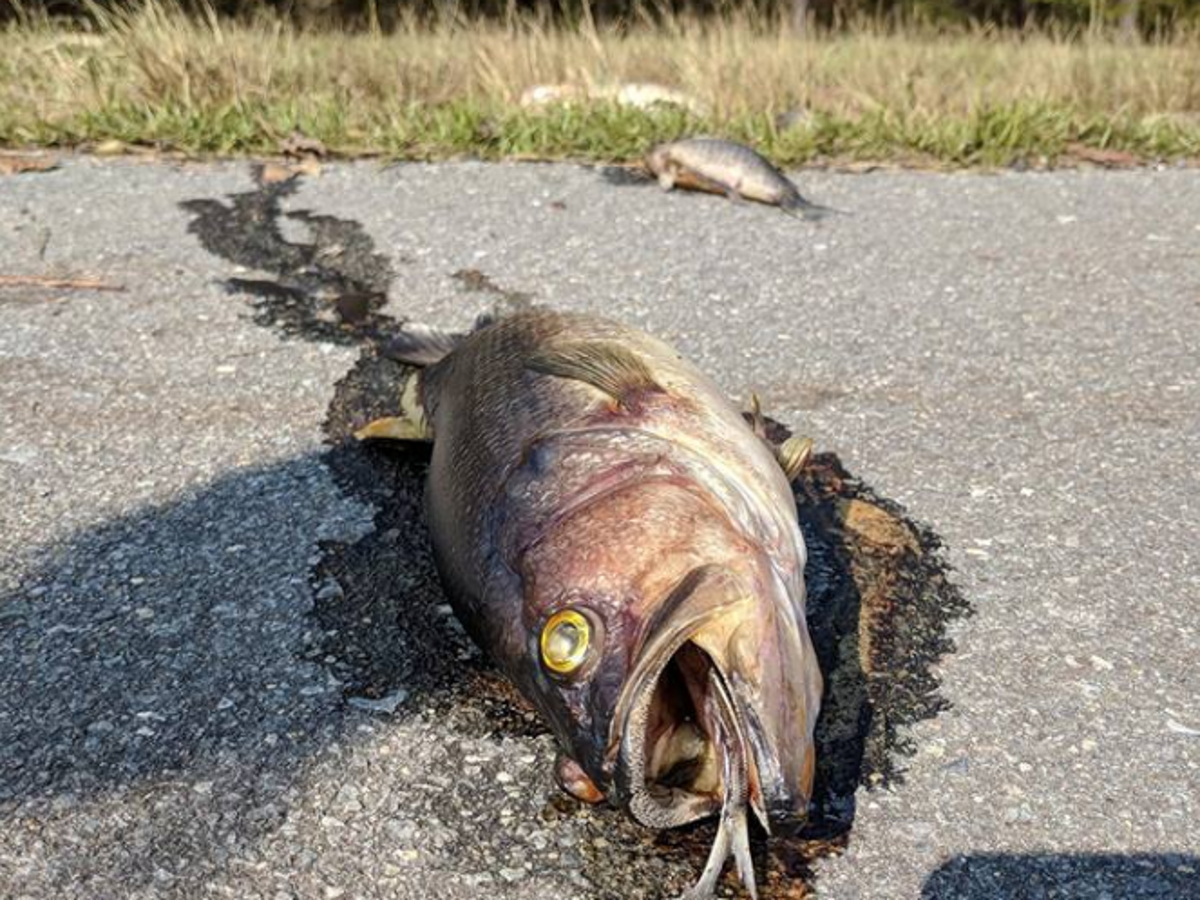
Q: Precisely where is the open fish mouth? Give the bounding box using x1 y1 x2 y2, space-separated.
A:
617 635 764 900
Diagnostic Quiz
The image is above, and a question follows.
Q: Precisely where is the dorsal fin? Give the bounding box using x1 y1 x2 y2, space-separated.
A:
777 436 814 482
526 341 663 408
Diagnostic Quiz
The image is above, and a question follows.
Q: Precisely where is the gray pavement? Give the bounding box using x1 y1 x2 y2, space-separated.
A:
1 157 1198 899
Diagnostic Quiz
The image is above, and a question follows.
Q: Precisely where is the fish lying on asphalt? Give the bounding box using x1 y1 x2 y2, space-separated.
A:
358 309 823 898
645 137 835 219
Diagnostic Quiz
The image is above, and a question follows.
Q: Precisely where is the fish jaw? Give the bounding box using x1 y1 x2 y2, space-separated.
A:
608 564 822 836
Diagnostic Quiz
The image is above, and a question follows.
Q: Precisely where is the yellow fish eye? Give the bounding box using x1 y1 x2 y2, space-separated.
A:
540 609 591 675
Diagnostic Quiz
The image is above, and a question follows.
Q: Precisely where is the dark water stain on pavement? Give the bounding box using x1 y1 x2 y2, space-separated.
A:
183 169 970 899
182 170 403 347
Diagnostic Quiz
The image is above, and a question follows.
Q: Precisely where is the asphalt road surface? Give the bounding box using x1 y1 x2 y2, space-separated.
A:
1 158 1198 900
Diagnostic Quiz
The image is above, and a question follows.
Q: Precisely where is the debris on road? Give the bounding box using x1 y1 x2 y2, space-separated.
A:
92 139 127 156
0 273 125 291
280 131 328 159
0 154 59 176
261 159 323 184
1066 143 1139 168
1166 716 1200 737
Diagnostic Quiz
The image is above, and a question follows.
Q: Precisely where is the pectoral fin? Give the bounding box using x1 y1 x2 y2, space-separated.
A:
554 754 605 804
673 165 736 199
777 435 814 482
380 322 464 367
354 416 428 442
354 373 432 442
747 392 768 439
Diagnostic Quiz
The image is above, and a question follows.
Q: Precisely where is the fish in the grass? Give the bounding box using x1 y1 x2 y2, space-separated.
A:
358 310 822 898
645 137 835 219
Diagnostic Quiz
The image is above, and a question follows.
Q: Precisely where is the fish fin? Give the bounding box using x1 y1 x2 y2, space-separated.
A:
554 754 605 805
353 416 428 442
527 341 664 407
777 435 814 482
674 166 735 199
354 374 432 442
380 322 466 367
747 392 768 439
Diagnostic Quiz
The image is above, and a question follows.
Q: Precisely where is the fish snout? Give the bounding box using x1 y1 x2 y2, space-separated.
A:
611 566 821 835
693 610 821 835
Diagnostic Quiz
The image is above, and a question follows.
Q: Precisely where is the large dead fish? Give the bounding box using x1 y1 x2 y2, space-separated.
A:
646 137 835 219
359 310 822 898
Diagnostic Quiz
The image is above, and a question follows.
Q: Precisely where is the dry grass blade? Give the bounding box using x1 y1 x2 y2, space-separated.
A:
0 275 126 291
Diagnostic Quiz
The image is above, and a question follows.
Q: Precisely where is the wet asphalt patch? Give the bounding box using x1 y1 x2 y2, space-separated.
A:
183 168 970 899
182 173 403 347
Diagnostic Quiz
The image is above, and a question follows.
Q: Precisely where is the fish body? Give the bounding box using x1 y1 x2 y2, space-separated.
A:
367 310 822 898
646 137 830 219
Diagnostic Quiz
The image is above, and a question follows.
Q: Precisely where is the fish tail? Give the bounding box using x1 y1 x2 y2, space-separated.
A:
384 292 539 367
381 322 466 367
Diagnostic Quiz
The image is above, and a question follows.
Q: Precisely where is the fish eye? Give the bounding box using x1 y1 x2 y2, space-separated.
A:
540 609 592 676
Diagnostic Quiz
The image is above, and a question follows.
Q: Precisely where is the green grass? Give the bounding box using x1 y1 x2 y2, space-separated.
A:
2 6 1199 166
5 100 1196 167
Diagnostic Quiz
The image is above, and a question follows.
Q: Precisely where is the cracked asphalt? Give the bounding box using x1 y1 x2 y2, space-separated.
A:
1 157 1198 900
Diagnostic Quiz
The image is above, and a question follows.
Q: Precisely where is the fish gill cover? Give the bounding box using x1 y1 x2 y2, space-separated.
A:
183 167 971 899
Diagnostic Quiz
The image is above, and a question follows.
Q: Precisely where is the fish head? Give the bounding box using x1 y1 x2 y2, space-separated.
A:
522 549 820 836
609 563 821 835
644 143 671 176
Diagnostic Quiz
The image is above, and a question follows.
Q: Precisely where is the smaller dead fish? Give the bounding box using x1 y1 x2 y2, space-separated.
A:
521 82 707 116
646 138 838 219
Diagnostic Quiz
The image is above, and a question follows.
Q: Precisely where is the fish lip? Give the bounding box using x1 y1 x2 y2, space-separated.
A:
605 565 752 817
612 637 803 835
606 565 816 834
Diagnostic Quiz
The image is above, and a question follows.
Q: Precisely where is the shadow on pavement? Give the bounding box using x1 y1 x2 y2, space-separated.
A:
921 853 1200 899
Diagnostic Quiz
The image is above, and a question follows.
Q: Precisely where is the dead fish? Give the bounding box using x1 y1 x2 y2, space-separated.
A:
646 137 836 219
520 82 707 116
359 310 822 898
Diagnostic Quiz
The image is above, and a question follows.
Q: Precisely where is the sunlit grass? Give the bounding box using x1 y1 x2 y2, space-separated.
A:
2 3 1198 165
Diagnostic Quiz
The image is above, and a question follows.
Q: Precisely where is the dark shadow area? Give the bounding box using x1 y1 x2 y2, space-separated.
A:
922 853 1200 900
0 456 407 894
180 167 404 347
596 164 655 188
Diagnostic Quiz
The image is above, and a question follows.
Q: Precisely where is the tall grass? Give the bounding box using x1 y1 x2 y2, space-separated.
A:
1 3 1198 163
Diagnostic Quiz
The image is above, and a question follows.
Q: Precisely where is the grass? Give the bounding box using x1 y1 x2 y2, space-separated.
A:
1 4 1199 166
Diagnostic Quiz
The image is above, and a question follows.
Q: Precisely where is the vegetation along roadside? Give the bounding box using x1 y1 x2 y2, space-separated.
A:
2 3 1199 167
